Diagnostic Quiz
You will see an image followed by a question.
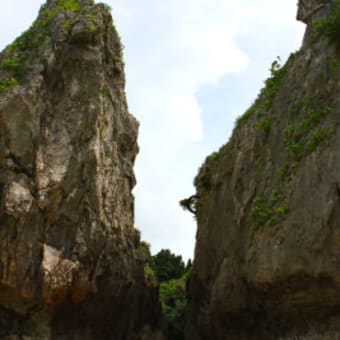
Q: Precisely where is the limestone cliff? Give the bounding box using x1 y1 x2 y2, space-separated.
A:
0 0 162 338
186 0 340 339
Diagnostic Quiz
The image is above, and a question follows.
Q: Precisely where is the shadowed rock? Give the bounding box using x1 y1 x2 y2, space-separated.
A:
297 0 330 23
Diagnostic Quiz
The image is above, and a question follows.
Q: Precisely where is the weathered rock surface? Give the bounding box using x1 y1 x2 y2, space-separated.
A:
186 0 340 339
0 0 162 338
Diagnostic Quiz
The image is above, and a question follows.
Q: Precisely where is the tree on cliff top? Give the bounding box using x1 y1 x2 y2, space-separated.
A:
150 249 186 282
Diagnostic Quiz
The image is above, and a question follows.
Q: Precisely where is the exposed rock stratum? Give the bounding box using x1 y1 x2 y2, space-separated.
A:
186 0 340 339
0 0 162 338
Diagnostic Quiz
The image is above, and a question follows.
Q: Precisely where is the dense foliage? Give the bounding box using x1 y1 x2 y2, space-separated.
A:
159 276 188 340
150 248 186 282
149 249 192 340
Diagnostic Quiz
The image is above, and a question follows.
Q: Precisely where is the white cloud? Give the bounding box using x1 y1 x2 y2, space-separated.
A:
171 94 203 142
111 0 249 144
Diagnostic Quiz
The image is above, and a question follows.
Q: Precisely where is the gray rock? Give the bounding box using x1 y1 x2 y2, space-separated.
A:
186 2 340 339
297 0 330 23
0 1 162 339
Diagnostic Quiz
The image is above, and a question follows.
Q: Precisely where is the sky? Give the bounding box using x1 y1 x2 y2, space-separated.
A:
0 1 305 261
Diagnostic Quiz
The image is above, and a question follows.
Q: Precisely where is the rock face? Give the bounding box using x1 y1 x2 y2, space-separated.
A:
186 0 340 339
0 0 162 339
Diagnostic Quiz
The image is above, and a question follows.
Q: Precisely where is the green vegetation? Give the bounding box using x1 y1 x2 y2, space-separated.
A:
135 240 158 285
253 98 335 226
87 22 96 31
251 190 289 229
1 56 24 78
0 56 24 93
236 56 287 126
312 0 340 42
284 107 332 160
145 263 158 286
146 263 155 276
277 97 333 179
198 56 290 213
0 77 19 93
194 143 227 192
159 275 188 340
291 96 312 114
207 151 222 163
261 56 286 109
306 129 331 152
256 116 272 134
236 104 255 125
101 85 109 96
148 249 192 340
149 249 187 283
279 162 299 180
0 0 95 91
57 0 82 12
63 18 74 31
252 97 335 228
10 0 83 53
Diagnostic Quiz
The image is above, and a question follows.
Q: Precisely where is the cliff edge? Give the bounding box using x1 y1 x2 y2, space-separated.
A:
0 0 162 338
186 0 340 339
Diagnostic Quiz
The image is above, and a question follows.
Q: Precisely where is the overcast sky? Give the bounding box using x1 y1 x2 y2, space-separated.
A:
0 1 305 260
